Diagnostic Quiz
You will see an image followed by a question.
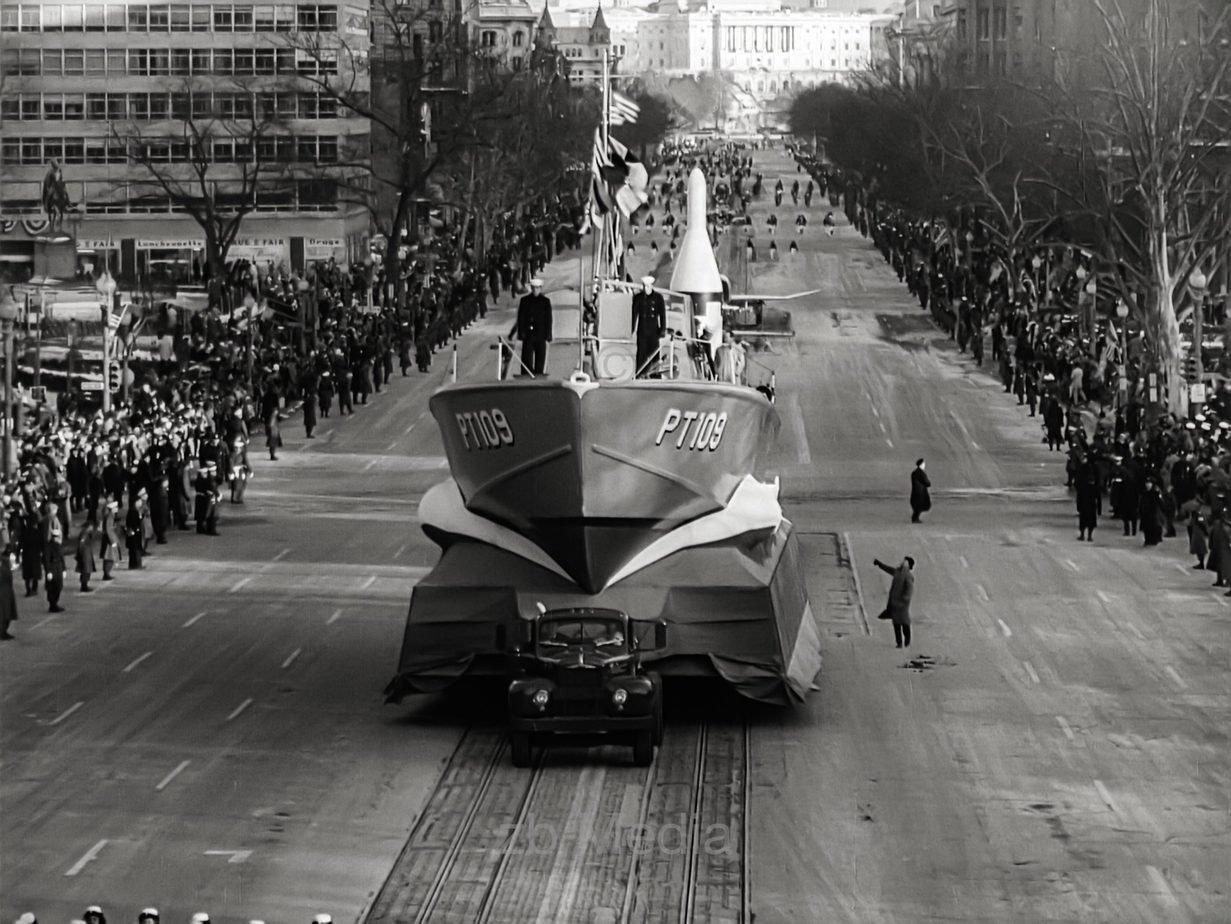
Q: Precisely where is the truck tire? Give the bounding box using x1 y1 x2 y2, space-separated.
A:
511 732 532 768
633 730 654 767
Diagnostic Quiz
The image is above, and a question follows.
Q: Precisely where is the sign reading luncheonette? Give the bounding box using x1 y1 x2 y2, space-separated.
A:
136 239 205 250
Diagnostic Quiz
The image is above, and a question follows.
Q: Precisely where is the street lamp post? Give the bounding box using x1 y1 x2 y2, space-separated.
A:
1191 269 1208 410
0 289 18 483
1084 278 1097 358
95 271 117 414
1116 298 1130 409
1031 255 1043 304
243 292 257 391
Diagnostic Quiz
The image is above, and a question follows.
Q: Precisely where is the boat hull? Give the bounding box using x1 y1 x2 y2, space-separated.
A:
384 521 821 706
430 378 778 592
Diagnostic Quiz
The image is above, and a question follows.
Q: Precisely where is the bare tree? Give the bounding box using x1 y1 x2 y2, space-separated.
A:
119 79 291 287
290 0 521 307
1037 0 1231 410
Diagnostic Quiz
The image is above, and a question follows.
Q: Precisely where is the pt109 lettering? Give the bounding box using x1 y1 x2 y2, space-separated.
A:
654 408 728 450
457 409 514 450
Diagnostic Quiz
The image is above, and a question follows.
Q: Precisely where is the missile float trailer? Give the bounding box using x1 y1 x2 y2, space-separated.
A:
386 114 821 708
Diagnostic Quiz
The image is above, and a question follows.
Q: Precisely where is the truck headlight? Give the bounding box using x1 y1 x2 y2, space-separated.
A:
612 688 628 705
533 689 550 706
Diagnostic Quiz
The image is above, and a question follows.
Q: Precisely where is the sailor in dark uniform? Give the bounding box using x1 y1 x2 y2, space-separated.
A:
510 277 552 376
631 275 667 378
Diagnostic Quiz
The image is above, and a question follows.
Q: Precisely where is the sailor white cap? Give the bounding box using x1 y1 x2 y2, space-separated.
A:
314 916 333 924
191 914 210 924
640 275 655 284
529 277 544 287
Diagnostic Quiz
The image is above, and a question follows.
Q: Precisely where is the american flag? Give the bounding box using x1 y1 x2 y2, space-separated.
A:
609 91 640 126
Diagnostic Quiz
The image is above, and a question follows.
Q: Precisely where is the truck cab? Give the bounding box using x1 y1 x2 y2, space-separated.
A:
504 606 666 767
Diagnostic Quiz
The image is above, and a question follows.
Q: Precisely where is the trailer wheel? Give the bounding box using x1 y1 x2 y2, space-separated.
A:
633 730 654 767
511 732 532 768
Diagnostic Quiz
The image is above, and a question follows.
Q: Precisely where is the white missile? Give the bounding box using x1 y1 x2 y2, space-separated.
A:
669 168 724 297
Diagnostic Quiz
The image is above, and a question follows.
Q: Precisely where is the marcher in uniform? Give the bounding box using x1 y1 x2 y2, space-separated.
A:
0 550 18 639
74 521 97 592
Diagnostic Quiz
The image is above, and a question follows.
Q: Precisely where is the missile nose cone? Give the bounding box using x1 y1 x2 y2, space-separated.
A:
670 167 723 295
687 168 708 229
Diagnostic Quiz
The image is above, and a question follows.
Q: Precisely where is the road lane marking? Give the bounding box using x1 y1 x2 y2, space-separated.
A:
1145 865 1179 906
997 618 1012 637
1174 563 1189 575
48 702 84 726
281 648 302 670
870 405 880 418
975 584 989 602
123 651 153 673
32 615 56 630
1095 589 1111 604
326 608 343 625
1094 779 1119 814
1056 716 1075 740
1023 660 1039 684
1217 595 1231 609
1063 559 1079 572
364 458 379 471
360 575 376 590
1126 622 1146 641
403 422 417 436
226 698 253 721
885 438 894 448
971 440 981 450
155 760 190 791
393 543 406 559
228 576 253 594
183 610 207 627
386 440 398 452
958 555 969 568
1163 665 1188 690
65 839 108 877
204 849 252 864
273 548 289 561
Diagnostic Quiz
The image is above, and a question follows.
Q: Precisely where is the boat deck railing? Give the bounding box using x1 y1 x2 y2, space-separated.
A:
478 333 775 399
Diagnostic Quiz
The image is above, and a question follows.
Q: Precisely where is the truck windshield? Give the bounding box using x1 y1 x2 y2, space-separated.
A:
538 618 625 651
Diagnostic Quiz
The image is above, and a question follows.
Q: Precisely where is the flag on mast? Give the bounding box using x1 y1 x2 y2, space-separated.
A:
609 91 641 126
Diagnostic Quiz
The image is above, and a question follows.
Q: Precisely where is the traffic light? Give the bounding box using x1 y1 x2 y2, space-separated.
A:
108 363 122 393
1183 355 1199 382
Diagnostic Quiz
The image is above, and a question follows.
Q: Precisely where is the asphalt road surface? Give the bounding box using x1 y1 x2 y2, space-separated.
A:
2 147 1228 923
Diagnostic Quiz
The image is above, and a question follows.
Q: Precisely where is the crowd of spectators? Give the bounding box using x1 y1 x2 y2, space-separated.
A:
0 191 585 638
784 149 1231 587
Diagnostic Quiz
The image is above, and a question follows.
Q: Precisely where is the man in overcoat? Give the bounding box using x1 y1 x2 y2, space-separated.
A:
910 458 932 524
874 556 915 648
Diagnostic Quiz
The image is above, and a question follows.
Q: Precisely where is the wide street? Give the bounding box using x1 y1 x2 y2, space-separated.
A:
2 146 1228 923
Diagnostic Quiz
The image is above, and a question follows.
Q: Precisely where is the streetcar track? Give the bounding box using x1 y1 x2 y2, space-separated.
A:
366 713 751 924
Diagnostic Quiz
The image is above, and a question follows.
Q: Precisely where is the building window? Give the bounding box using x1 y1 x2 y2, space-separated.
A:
192 5 212 30
512 30 523 47
481 29 496 47
976 9 989 40
993 7 1006 40
64 49 85 75
512 55 522 70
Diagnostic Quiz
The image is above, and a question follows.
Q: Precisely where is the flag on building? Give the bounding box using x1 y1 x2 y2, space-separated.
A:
609 91 641 126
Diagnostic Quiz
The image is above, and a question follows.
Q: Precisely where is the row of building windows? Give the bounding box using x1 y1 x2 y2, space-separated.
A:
723 25 796 53
3 92 344 122
3 46 338 78
1 3 340 33
1 134 349 166
478 29 524 47
1 179 340 215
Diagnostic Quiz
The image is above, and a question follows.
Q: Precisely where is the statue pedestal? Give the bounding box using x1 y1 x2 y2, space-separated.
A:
33 236 77 280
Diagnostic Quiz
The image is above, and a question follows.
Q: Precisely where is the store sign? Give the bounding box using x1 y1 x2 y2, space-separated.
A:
137 239 204 250
78 238 117 250
229 237 287 263
305 237 345 261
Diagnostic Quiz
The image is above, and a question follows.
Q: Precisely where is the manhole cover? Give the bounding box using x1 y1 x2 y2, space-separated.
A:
899 654 954 671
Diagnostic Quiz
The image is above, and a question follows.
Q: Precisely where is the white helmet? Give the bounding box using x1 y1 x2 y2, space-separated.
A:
314 917 333 924
191 915 210 924
139 911 158 924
